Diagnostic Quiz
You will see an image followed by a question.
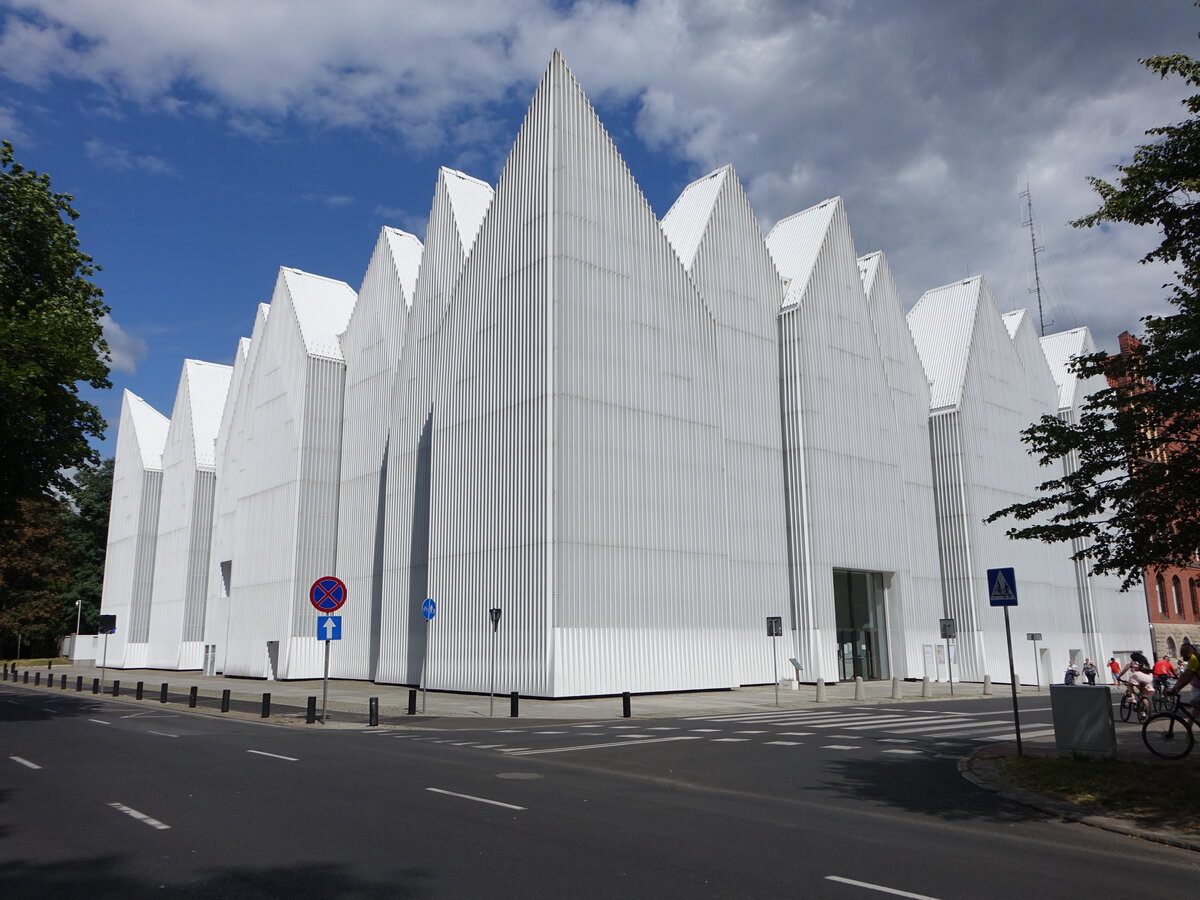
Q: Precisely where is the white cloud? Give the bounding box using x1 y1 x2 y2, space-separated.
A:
101 314 148 374
0 103 30 144
4 0 1196 348
83 137 175 174
302 192 355 208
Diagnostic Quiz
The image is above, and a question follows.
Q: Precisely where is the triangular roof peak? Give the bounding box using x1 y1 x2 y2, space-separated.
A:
276 267 357 361
181 359 233 468
765 197 843 299
907 276 990 410
123 389 170 471
661 166 733 270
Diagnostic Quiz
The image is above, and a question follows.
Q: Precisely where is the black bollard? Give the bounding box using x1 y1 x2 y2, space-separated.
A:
368 696 379 727
306 696 317 724
34 672 40 686
136 681 144 700
23 671 29 684
622 691 631 718
188 686 198 708
160 682 168 703
91 677 99 693
47 673 55 688
221 689 231 713
47 659 52 670
261 692 271 718
2 663 7 679
61 673 67 689
112 680 120 697
407 689 417 715
510 691 519 718
75 675 83 691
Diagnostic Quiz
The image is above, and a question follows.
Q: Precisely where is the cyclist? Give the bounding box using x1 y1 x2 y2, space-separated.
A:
1167 642 1200 719
1152 653 1177 694
1117 651 1155 718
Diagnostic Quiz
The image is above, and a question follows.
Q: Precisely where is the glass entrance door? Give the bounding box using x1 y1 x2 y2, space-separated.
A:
833 570 889 681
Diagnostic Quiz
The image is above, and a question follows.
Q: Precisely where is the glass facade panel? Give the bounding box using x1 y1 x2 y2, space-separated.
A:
833 569 889 680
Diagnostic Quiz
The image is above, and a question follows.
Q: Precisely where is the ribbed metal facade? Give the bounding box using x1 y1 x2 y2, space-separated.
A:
98 51 1150 692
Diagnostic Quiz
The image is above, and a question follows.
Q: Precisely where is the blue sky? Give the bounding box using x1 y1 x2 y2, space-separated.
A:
0 0 1196 456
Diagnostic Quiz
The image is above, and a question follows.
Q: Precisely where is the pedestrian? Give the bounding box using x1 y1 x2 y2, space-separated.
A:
1108 657 1121 683
1082 659 1098 686
1064 660 1080 685
1151 654 1177 693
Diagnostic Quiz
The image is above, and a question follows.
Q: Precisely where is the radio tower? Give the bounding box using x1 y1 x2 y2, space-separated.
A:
1020 182 1048 336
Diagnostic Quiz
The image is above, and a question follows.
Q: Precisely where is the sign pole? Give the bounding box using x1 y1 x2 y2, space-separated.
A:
421 617 429 713
945 636 954 695
1003 606 1023 757
488 608 502 717
321 639 331 724
772 635 779 707
100 630 109 691
1033 638 1040 691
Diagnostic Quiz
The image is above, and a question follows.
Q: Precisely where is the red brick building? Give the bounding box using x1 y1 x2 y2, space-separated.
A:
1111 332 1200 661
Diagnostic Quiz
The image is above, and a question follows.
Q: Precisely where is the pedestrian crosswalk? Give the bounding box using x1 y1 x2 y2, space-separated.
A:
372 705 1056 758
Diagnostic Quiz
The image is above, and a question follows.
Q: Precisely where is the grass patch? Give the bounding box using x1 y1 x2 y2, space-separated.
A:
998 755 1200 834
1 657 71 667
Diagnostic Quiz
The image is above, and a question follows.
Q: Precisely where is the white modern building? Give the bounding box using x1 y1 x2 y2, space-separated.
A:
96 52 1149 693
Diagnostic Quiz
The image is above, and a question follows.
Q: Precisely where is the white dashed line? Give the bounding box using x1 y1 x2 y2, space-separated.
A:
689 728 722 732
109 802 170 831
246 750 298 761
88 719 110 725
426 788 526 811
711 737 750 742
882 749 924 755
821 744 862 750
148 731 178 738
10 756 41 769
765 741 802 746
507 735 702 756
824 875 941 899
735 730 767 734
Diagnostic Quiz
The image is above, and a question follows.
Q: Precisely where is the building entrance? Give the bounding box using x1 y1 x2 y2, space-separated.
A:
833 569 889 681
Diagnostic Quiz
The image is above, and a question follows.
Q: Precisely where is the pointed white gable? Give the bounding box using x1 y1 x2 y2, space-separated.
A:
183 360 234 468
661 166 730 270
124 389 170 471
1040 326 1099 411
441 167 493 256
766 198 841 306
907 277 986 410
278 267 356 360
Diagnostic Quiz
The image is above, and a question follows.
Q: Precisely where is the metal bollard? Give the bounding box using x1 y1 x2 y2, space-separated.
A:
47 673 54 688
622 691 631 718
112 680 120 697
75 675 83 691
23 671 29 684
983 675 993 696
815 677 826 702
221 689 231 713
261 692 271 718
34 672 41 686
2 663 7 678
47 659 53 669
160 682 169 703
61 673 67 689
407 689 417 715
136 681 144 700
854 675 865 701
921 676 931 697
891 676 902 700
510 691 519 718
306 696 317 724
368 696 379 727
188 686 198 708
91 677 99 693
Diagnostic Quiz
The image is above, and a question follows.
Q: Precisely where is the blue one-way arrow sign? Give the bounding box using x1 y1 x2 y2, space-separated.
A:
317 615 342 641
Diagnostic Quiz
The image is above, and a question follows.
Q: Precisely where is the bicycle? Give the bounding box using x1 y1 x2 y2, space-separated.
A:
1142 700 1197 759
1118 681 1149 723
1150 684 1178 716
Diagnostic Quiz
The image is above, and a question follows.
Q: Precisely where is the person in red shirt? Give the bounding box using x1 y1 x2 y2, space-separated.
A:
1108 657 1121 684
1152 655 1178 693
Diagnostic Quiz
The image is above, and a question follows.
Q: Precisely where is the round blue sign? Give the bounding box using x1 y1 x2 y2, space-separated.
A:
310 576 347 612
422 598 436 620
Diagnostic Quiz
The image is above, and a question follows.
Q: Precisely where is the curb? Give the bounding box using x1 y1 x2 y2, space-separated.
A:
959 748 1200 853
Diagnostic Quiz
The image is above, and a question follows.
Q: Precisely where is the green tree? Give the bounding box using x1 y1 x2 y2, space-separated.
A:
0 496 73 658
987 52 1200 589
0 140 111 520
59 458 113 635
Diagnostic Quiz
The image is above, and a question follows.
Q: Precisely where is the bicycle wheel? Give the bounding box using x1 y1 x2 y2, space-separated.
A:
1142 713 1194 759
1120 695 1133 722
1137 702 1149 723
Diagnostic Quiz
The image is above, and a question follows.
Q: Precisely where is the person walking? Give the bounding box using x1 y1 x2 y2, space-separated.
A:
1082 659 1098 686
1064 660 1080 685
1108 657 1121 684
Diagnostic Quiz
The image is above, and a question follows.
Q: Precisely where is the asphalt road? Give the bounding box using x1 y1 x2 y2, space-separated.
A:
2 683 1197 898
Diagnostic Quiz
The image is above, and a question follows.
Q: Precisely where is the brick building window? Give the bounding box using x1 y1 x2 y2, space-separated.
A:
1174 576 1185 616
1158 573 1169 616
1191 578 1199 618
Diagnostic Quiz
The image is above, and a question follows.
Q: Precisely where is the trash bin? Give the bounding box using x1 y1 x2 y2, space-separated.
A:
1049 684 1116 758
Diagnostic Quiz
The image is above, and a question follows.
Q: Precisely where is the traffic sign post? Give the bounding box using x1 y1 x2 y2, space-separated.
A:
988 567 1022 756
766 617 783 706
1026 632 1043 691
939 618 956 695
310 577 348 725
420 598 435 713
98 614 117 692
489 608 502 716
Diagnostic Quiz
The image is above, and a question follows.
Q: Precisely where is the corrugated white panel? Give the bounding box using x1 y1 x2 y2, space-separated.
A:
146 360 232 669
859 251 944 678
333 227 422 680
221 269 355 680
378 166 494 686
97 391 168 667
661 167 728 270
769 198 914 682
1040 326 1096 411
907 279 980 410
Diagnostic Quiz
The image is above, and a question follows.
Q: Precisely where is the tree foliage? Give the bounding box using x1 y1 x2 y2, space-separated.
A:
987 52 1200 589
0 496 73 657
0 140 110 520
59 458 113 635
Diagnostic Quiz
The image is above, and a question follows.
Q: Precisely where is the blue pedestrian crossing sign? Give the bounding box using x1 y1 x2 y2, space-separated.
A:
422 598 436 621
317 615 342 641
987 568 1018 606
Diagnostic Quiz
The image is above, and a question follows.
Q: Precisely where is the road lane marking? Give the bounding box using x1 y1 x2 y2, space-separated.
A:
689 728 722 732
824 875 941 899
822 745 862 750
735 730 767 734
880 718 1012 735
507 735 702 756
878 739 914 744
109 802 170 831
766 741 802 746
148 731 178 738
10 756 41 769
881 749 923 755
425 788 526 811
780 732 814 736
88 719 110 725
246 750 298 761
712 737 751 742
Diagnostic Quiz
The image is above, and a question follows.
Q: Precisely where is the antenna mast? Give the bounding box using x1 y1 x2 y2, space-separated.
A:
1020 182 1048 336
